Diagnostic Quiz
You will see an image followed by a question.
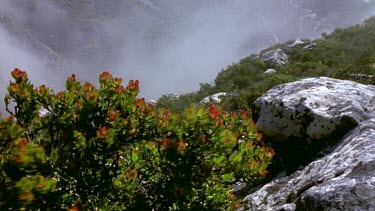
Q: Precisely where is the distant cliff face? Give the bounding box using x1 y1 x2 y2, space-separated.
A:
0 0 374 111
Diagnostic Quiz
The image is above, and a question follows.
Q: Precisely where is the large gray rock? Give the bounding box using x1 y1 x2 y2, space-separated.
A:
242 116 375 210
242 77 375 210
254 77 375 140
260 49 289 66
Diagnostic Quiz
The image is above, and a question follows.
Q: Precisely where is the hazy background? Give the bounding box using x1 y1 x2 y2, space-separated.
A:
1 0 375 112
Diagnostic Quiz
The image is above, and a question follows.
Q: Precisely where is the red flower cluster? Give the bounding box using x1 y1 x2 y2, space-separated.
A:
56 91 65 99
136 98 145 108
39 85 47 95
114 77 122 85
128 80 139 90
11 68 27 81
97 127 108 139
100 71 110 81
82 82 95 92
208 104 220 118
240 110 249 118
67 74 76 83
115 85 125 93
107 109 119 121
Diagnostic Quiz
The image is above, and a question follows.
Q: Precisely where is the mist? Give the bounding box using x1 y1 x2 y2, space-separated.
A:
1 0 375 113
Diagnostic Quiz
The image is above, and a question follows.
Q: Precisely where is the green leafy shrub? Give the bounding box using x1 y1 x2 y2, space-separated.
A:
0 115 56 210
1 68 274 210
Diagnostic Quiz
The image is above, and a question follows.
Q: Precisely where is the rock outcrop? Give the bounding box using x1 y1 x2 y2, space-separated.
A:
254 77 375 140
288 39 304 47
264 68 277 75
242 77 375 210
199 92 227 104
260 49 289 66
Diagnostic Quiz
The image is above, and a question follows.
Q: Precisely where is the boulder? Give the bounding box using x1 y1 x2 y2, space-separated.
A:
254 77 375 140
302 42 317 50
264 68 277 74
288 39 305 47
199 92 227 104
242 116 375 210
260 49 289 66
242 77 375 210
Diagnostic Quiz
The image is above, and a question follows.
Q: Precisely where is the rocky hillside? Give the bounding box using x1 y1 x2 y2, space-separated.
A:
156 16 375 114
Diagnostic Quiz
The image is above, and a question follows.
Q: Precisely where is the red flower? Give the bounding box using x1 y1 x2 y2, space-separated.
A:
82 82 95 92
240 110 249 118
85 92 97 101
39 85 47 94
56 91 65 99
7 115 15 122
115 85 125 93
100 71 110 81
136 98 145 108
107 110 119 121
10 83 19 92
148 103 153 110
163 111 170 121
68 74 76 82
228 191 235 199
13 155 22 163
261 146 275 157
124 169 138 180
68 206 80 211
128 80 139 90
209 104 220 118
97 127 108 139
114 77 122 85
234 202 241 210
177 139 187 152
161 139 171 150
11 68 27 81
19 138 28 147
259 170 268 176
247 160 258 169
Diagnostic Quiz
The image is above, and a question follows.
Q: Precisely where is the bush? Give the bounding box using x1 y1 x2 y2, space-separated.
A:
1 68 274 210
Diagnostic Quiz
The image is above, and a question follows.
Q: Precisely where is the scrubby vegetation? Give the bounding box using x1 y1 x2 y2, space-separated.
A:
156 16 375 114
0 69 273 210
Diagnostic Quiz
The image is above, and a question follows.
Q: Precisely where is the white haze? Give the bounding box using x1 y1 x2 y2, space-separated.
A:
1 0 375 113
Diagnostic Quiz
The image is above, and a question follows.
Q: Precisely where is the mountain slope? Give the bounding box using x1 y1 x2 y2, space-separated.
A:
156 16 375 113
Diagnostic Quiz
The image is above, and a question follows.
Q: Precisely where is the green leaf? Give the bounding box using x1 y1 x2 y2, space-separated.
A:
221 173 234 182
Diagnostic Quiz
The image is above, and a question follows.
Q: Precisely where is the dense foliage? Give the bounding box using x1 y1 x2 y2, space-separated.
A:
156 16 375 113
0 69 273 210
